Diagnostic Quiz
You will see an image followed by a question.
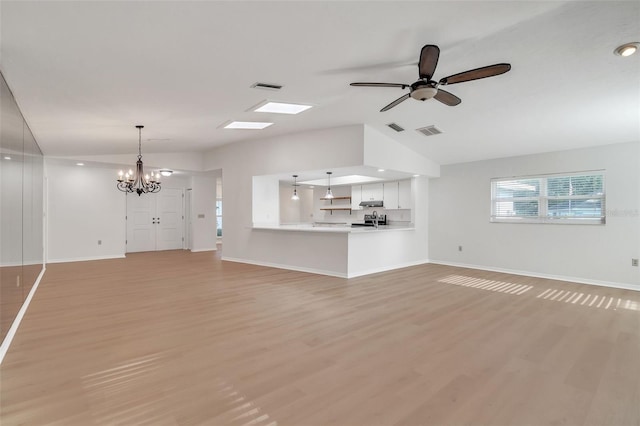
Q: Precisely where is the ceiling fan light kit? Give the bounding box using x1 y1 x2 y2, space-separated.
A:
410 84 438 101
350 44 511 111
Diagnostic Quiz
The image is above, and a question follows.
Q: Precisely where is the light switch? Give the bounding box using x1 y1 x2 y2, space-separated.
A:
198 214 205 219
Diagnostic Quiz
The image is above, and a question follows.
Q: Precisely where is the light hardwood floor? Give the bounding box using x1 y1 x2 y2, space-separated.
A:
1 249 639 425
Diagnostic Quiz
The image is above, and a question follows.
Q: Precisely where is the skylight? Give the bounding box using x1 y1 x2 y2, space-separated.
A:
223 121 273 130
252 101 313 115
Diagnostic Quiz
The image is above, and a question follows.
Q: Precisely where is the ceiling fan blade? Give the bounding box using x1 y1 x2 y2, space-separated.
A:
418 44 440 80
439 63 511 85
434 89 461 106
380 93 411 112
350 82 408 88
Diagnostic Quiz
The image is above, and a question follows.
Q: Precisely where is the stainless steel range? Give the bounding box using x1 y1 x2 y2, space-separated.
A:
351 213 387 227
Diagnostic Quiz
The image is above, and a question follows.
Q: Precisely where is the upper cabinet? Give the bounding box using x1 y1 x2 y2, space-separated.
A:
361 183 383 201
381 179 412 210
383 181 399 209
355 179 412 210
398 179 411 209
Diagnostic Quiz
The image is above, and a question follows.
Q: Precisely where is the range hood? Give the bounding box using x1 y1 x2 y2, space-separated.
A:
359 200 383 207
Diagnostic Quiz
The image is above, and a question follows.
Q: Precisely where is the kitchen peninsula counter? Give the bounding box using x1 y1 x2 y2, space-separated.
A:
228 223 425 279
252 224 415 233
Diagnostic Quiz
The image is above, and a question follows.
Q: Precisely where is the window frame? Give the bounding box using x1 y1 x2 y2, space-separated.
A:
490 170 606 225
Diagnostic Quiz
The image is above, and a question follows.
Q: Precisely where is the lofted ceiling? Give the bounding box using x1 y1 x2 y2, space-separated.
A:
1 1 638 165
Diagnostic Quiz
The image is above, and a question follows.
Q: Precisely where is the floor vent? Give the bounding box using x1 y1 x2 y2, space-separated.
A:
250 82 283 91
387 122 405 132
416 125 443 137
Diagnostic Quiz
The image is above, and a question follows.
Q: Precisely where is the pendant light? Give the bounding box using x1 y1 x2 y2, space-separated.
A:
325 171 334 199
116 125 161 196
291 175 300 201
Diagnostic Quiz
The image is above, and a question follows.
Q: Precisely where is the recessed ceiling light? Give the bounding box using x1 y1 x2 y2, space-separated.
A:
614 42 640 57
378 169 385 172
159 169 173 177
413 174 420 177
3 156 11 160
223 121 273 130
76 163 84 166
252 101 313 115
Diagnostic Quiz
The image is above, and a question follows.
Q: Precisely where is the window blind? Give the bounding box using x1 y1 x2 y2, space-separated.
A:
491 172 605 224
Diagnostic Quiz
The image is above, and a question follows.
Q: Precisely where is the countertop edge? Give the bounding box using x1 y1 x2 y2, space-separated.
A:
252 225 415 233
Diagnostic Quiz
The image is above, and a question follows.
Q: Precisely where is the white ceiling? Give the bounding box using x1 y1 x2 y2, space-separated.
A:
1 1 638 165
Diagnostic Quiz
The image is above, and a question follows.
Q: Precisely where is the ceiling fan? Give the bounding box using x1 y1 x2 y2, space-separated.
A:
350 44 511 111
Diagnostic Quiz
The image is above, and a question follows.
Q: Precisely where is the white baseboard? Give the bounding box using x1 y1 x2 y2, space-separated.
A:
347 259 431 278
190 247 217 253
222 256 348 278
222 257 432 279
429 260 640 292
0 266 46 365
47 254 125 264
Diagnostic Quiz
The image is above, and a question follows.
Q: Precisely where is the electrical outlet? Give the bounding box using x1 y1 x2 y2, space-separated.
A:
632 258 639 267
458 245 463 252
98 240 102 245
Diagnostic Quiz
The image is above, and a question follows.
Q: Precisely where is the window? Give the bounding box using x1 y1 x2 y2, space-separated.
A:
491 171 605 224
216 177 223 238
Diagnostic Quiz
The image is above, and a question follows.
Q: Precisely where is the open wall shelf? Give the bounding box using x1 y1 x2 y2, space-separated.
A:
321 196 352 214
320 196 352 201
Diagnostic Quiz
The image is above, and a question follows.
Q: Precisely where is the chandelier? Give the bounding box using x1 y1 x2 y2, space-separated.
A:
117 125 161 196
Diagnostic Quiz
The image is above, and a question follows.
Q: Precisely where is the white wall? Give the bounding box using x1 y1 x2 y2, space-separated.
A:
62 151 206 173
363 126 440 177
429 142 640 289
252 175 280 226
226 230 349 277
190 171 218 252
46 160 126 262
204 125 367 268
204 124 434 277
279 184 313 224
46 158 201 261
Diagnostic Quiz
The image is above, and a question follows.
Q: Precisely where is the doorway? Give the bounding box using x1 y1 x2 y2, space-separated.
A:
126 188 184 253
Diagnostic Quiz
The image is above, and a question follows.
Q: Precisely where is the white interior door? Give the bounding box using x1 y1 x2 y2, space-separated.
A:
156 188 183 250
126 193 156 253
126 189 184 253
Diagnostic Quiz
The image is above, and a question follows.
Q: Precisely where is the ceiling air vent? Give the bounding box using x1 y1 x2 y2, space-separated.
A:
416 125 443 137
387 122 405 132
250 82 283 91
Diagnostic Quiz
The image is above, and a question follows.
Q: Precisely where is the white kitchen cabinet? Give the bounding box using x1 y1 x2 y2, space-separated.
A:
398 179 411 209
351 185 362 210
361 183 383 201
383 181 399 209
